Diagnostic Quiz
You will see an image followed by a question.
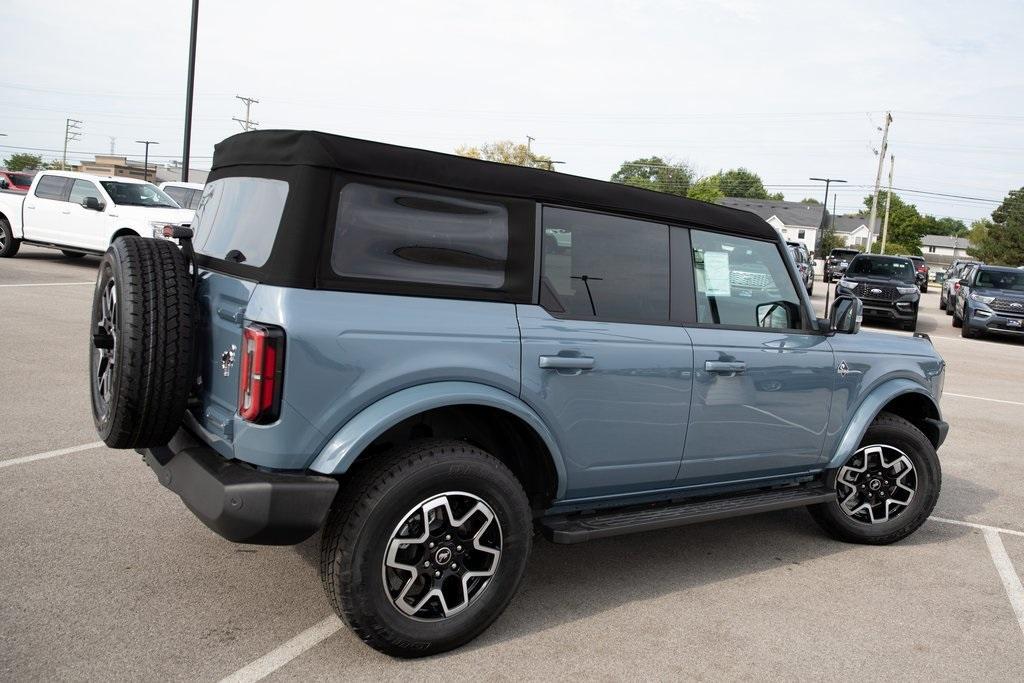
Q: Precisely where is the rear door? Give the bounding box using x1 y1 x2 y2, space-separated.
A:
25 175 71 243
678 229 834 485
518 207 694 500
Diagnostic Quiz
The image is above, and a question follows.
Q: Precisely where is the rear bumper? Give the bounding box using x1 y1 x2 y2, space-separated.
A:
138 427 338 545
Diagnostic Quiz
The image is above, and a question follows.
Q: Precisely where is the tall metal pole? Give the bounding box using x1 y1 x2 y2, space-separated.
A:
136 141 159 182
181 0 199 182
62 118 82 170
880 155 895 255
867 112 893 252
810 177 846 253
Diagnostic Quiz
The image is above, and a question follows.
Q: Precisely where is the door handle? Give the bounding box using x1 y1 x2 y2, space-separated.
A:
705 360 746 374
539 355 595 370
61 210 71 214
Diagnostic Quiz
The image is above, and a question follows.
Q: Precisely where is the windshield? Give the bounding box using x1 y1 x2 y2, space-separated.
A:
100 181 178 208
11 173 34 186
975 270 1024 291
846 256 916 283
831 250 859 259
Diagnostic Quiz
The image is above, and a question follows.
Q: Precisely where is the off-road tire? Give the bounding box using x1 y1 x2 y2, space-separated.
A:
62 249 86 258
809 412 941 545
319 439 532 658
90 237 194 448
0 216 20 257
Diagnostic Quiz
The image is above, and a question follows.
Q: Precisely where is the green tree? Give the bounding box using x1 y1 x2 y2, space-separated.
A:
862 192 924 252
455 140 553 169
918 215 967 237
800 197 821 205
968 189 1024 264
816 218 846 256
714 168 774 199
2 153 44 171
609 156 694 196
686 175 724 203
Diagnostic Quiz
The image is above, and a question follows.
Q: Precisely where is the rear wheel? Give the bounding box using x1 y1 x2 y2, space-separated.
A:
939 293 946 310
809 412 940 544
319 439 532 658
952 305 963 327
90 237 195 448
61 249 86 258
0 216 20 257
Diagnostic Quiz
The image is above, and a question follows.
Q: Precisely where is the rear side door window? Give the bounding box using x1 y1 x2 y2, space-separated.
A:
34 175 71 201
691 230 802 329
540 207 670 323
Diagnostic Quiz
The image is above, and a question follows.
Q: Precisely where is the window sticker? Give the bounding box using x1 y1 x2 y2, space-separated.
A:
704 251 732 297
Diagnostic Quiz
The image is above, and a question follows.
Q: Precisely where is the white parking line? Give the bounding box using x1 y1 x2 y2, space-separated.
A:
984 529 1024 640
218 615 341 683
930 516 1024 538
0 281 94 288
944 392 1024 407
0 442 105 469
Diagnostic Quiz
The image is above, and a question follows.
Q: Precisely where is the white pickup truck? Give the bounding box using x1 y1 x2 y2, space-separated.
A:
0 170 194 258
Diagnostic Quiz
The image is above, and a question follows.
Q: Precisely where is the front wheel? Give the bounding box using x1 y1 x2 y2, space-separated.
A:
319 439 532 658
809 412 941 544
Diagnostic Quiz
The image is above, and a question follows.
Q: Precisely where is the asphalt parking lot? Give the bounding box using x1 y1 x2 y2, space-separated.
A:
3 246 1023 681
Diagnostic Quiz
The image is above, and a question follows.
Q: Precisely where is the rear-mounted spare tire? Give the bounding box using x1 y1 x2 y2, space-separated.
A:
90 237 195 449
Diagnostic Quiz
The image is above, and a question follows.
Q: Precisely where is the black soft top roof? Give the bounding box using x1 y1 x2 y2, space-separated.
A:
211 130 777 240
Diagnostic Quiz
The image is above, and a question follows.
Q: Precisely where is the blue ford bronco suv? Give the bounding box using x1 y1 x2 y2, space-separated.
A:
89 131 948 657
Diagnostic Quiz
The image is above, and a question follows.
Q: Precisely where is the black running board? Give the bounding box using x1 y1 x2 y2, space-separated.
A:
542 485 834 544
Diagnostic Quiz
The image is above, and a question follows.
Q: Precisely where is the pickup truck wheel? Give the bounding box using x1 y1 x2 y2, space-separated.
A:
89 237 194 449
319 439 531 658
0 216 20 257
61 250 86 258
809 412 940 545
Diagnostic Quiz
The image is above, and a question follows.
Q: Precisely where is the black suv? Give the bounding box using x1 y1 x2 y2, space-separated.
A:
824 247 860 283
836 254 921 331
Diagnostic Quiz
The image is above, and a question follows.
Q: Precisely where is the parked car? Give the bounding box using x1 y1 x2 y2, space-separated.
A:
786 241 814 294
823 247 860 283
899 254 930 293
951 264 1024 339
836 254 921 331
89 130 947 658
940 260 975 313
0 171 193 258
0 169 36 192
158 181 205 211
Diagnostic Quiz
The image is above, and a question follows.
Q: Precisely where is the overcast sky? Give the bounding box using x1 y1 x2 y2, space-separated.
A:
4 0 1023 222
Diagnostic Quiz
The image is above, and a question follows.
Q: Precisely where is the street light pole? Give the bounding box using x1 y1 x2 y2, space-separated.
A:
810 177 846 251
136 141 159 182
181 0 199 183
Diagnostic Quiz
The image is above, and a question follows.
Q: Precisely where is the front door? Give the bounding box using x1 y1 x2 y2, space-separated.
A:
518 208 693 500
678 229 835 485
66 179 108 251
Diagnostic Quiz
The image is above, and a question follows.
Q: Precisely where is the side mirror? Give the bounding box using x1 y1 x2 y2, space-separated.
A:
82 196 104 211
830 295 862 334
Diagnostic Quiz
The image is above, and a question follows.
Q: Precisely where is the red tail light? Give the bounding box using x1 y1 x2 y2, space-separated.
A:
953 282 961 291
238 323 285 423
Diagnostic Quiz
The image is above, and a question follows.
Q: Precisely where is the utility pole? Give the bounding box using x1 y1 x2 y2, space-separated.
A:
867 112 893 252
62 118 82 170
880 154 896 255
182 0 199 182
526 135 535 152
233 95 260 131
136 141 159 182
109 137 117 154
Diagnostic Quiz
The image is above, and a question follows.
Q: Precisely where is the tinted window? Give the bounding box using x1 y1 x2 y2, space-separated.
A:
846 256 916 284
692 230 802 329
11 173 34 186
163 186 190 207
332 183 509 289
192 177 290 268
100 181 178 208
186 189 202 210
69 179 101 205
540 208 669 322
975 269 1024 291
34 175 70 200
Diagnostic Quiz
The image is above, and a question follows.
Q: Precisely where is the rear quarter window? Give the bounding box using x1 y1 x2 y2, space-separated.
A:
192 177 289 268
331 183 509 289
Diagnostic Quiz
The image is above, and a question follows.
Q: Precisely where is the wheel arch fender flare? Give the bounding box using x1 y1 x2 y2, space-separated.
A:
110 227 141 243
308 381 569 498
828 378 941 470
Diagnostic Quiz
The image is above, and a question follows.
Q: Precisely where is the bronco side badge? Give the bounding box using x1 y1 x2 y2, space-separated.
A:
837 361 850 377
221 345 236 377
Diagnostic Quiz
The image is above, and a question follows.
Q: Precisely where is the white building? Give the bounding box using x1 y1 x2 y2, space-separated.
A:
921 234 973 266
718 198 825 250
830 215 880 249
